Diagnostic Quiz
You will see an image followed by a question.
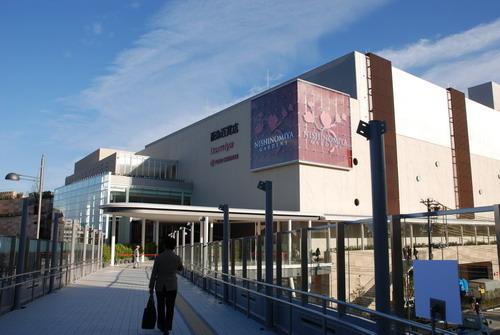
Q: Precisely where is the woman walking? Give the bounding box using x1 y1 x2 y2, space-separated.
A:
149 237 183 335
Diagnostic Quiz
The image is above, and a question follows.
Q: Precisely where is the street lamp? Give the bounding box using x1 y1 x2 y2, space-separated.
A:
5 154 45 239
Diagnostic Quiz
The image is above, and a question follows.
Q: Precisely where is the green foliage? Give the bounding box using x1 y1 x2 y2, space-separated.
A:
102 244 111 264
115 243 133 260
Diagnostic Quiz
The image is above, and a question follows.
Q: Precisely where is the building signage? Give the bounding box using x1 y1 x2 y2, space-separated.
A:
210 141 234 155
211 123 239 142
210 154 239 167
251 80 352 170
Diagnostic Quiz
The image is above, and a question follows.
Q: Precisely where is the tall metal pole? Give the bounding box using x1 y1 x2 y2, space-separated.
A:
258 180 274 328
219 204 230 303
36 154 45 239
357 120 390 329
14 198 30 309
49 211 60 292
424 199 433 260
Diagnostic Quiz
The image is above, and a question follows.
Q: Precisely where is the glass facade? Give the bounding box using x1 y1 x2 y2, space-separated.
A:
54 173 110 231
54 171 192 239
115 153 177 180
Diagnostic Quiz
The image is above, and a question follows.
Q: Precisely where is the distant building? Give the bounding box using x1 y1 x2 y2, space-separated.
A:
0 192 55 239
468 81 500 111
54 149 193 242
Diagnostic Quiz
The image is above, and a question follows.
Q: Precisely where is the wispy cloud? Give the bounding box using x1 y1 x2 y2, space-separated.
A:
378 18 500 90
92 22 103 35
57 0 386 152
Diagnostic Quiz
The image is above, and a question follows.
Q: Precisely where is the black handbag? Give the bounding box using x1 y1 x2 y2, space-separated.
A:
142 294 157 329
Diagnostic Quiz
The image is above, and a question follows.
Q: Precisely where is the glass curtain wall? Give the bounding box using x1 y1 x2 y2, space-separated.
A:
54 173 110 231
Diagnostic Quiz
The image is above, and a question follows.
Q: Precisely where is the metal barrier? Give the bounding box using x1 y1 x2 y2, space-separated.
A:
176 204 499 334
0 257 104 315
182 264 455 335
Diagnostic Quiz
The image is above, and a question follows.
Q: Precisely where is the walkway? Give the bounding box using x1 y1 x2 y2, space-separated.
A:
0 263 276 335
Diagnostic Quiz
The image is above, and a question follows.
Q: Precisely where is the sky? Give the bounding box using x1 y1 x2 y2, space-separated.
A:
0 0 499 193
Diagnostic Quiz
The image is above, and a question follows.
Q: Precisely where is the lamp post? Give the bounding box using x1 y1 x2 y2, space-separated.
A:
257 180 273 328
5 154 45 239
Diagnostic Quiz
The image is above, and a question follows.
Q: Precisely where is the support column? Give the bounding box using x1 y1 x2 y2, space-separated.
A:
190 222 194 269
307 220 312 289
326 224 331 263
337 222 346 314
410 223 414 249
176 230 179 248
209 222 214 242
301 228 308 305
70 222 77 281
82 225 89 272
220 204 230 303
487 226 491 244
288 220 292 265
141 219 146 262
91 229 96 272
474 225 478 245
111 215 116 266
356 119 391 327
203 217 209 274
155 221 159 255
199 220 204 244
181 227 186 263
360 223 365 251
493 205 500 276
391 216 404 317
460 225 465 246
97 231 102 269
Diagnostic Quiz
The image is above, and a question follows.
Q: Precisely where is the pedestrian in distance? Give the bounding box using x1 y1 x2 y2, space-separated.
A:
134 245 141 269
413 246 419 260
149 237 184 335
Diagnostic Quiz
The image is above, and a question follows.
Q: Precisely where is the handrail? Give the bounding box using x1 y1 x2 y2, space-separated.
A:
186 263 456 335
0 259 102 291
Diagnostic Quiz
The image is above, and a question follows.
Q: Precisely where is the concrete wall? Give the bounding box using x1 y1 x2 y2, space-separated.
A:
466 99 500 206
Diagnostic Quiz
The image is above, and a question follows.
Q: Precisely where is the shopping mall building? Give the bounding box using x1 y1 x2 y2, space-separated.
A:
54 52 500 246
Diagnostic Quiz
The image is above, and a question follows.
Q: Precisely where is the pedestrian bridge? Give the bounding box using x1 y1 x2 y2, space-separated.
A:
0 263 276 335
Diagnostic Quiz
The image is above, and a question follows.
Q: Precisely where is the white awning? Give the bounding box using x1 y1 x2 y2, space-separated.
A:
101 202 324 223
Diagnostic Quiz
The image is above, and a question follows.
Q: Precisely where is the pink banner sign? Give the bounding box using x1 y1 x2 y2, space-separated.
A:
251 80 352 170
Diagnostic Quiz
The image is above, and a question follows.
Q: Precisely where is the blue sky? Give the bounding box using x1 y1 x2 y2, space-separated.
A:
1 0 499 193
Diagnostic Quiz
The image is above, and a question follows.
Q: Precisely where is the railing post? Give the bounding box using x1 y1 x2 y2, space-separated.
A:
111 215 116 266
301 227 308 305
82 225 88 275
391 216 404 317
276 232 282 294
494 205 500 276
70 221 77 282
91 229 96 272
336 222 346 315
219 204 230 303
13 198 30 310
49 212 60 293
357 120 391 332
257 180 274 328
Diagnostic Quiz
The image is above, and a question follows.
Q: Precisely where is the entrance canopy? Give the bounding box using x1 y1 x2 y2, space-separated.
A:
101 202 324 223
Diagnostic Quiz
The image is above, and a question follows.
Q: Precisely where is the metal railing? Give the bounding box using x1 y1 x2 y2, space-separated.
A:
0 257 103 315
182 264 455 335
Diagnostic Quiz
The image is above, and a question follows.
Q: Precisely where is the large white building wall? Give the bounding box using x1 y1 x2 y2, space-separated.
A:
392 67 456 212
298 98 372 215
392 68 451 147
139 100 301 210
396 136 456 212
466 99 500 206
